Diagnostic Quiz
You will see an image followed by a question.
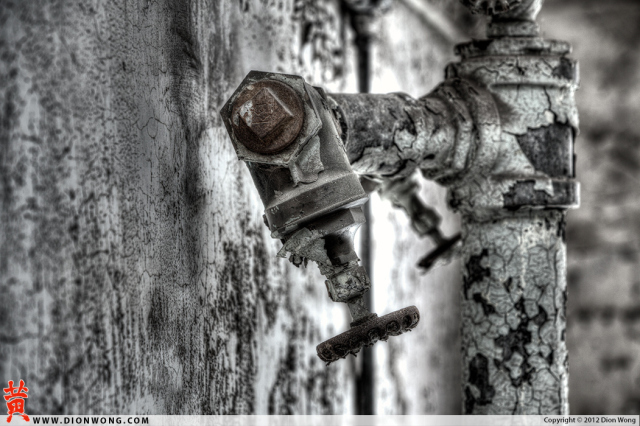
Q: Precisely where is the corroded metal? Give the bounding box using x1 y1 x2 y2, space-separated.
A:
452 1 575 413
460 0 542 22
221 0 577 409
316 305 420 365
378 174 462 272
329 78 502 187
417 233 462 272
342 0 393 14
230 80 304 154
222 71 365 238
329 46 579 220
220 71 322 167
220 71 420 365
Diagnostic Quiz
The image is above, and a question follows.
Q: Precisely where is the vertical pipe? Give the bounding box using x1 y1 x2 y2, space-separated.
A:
447 0 578 413
329 50 578 411
460 210 569 414
350 10 376 416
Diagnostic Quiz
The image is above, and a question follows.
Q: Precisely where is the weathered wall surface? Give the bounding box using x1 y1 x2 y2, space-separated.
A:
540 0 640 415
0 0 356 414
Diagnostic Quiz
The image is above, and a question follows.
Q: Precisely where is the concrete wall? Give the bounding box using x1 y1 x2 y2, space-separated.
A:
0 0 357 414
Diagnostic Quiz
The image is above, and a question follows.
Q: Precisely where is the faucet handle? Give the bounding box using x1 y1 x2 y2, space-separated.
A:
418 231 462 272
378 175 462 272
316 305 420 364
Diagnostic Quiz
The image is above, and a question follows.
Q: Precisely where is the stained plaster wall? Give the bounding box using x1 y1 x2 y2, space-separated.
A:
0 0 358 415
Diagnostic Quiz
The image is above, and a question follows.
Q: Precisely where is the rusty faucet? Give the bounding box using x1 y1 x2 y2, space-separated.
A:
219 72 420 365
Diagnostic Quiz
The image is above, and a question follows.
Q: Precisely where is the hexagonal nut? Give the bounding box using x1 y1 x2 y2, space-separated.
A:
219 71 323 166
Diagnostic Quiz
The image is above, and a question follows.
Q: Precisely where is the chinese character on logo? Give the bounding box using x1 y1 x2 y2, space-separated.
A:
4 380 30 423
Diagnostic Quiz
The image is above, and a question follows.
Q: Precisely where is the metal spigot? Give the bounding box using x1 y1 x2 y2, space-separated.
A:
219 71 420 364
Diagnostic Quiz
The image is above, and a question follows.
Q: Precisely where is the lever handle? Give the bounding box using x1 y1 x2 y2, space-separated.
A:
316 305 420 364
418 232 462 272
378 175 462 272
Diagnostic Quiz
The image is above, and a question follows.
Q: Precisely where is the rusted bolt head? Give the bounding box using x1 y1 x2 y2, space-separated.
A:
220 71 323 166
230 79 305 155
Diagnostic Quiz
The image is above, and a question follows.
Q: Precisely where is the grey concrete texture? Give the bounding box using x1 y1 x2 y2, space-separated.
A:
0 0 357 415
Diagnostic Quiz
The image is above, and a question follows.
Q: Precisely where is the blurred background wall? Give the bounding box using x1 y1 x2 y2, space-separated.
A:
1 0 638 415
540 0 640 415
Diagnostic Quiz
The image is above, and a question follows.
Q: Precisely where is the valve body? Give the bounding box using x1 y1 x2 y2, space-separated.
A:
220 71 420 364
